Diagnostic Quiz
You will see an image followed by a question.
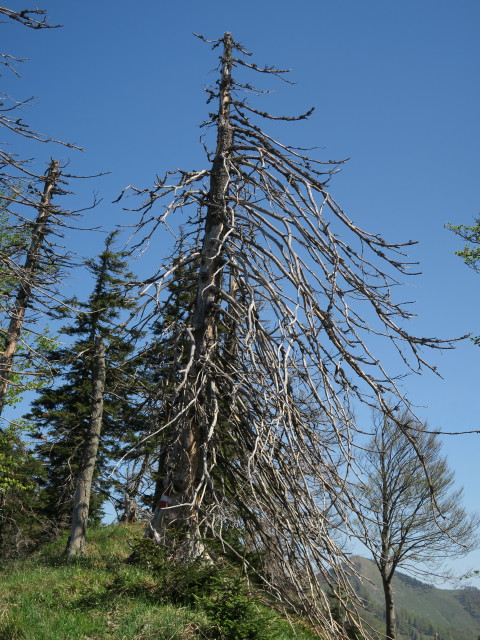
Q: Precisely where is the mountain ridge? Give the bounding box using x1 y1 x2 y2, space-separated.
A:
348 556 480 640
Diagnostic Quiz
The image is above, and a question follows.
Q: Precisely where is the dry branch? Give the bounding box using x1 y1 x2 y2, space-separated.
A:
123 32 458 638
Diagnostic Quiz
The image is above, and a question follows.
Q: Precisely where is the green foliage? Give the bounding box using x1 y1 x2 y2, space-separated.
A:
447 217 480 344
124 538 220 605
0 421 47 559
0 524 316 640
117 538 307 640
0 423 35 492
198 576 279 640
26 232 144 530
447 218 480 272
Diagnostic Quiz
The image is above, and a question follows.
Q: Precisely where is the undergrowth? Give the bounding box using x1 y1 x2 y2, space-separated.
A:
0 524 319 640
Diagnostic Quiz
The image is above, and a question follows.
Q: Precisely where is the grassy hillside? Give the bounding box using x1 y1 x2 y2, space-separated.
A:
350 556 480 640
4 527 478 640
0 524 319 640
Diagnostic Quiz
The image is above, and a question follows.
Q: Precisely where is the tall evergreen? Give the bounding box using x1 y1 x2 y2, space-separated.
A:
27 232 143 532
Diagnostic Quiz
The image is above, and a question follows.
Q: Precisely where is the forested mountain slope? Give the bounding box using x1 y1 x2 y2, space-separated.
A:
350 556 480 640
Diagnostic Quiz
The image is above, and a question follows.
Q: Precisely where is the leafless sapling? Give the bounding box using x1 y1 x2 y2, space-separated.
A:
351 410 479 640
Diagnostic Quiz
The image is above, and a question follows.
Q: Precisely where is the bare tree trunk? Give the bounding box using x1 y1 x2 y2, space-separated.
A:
0 159 60 416
147 33 234 558
66 337 106 556
381 575 396 640
119 452 151 523
380 428 396 640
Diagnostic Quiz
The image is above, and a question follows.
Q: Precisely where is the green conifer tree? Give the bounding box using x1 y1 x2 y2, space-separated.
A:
26 232 143 532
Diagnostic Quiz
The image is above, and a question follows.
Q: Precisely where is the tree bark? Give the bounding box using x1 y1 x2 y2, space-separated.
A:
0 159 60 417
119 452 151 523
380 425 396 640
147 32 234 558
381 575 396 640
66 337 106 556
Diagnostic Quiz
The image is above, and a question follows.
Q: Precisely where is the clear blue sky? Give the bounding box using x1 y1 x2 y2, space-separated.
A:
3 1 480 581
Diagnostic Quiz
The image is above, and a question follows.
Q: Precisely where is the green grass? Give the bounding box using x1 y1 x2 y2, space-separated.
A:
0 524 318 640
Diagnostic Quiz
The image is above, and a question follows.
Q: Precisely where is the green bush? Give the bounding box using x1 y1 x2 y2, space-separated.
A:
127 538 220 604
127 538 280 639
197 576 278 640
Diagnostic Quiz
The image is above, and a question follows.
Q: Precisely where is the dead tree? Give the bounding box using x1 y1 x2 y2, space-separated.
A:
66 337 106 556
0 6 59 30
122 33 457 636
0 159 61 415
0 7 85 416
1 5 77 202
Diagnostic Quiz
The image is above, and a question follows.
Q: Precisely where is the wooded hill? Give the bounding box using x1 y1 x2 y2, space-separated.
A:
349 556 480 640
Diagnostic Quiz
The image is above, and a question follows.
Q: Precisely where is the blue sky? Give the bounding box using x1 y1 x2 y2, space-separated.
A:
3 1 480 580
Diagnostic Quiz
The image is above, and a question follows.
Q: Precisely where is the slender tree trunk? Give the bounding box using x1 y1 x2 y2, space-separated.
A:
66 337 106 556
379 427 396 638
148 33 234 557
0 159 60 416
381 574 396 640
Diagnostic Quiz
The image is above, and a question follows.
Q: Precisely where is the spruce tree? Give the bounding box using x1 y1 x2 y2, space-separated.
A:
27 232 143 532
0 187 58 557
0 163 65 416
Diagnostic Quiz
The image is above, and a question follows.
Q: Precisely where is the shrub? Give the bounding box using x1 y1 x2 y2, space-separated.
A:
128 538 279 639
197 576 278 640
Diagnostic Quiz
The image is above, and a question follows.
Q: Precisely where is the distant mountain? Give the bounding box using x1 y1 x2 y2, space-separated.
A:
348 556 480 640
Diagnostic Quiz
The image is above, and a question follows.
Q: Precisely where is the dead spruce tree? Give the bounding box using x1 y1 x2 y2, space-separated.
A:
0 159 62 415
0 6 84 418
0 4 68 193
121 33 456 635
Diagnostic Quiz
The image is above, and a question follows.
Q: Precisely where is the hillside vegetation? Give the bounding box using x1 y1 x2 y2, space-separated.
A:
0 524 319 640
350 556 480 640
